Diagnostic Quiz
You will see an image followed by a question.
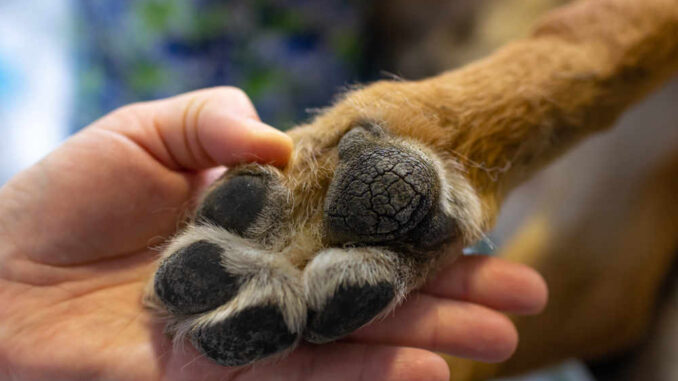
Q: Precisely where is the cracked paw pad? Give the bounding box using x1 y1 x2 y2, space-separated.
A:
324 126 441 246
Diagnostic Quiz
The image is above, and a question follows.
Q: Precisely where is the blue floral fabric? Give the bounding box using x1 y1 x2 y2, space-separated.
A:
75 0 367 131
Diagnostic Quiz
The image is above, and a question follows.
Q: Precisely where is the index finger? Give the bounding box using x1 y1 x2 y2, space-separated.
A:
422 255 548 315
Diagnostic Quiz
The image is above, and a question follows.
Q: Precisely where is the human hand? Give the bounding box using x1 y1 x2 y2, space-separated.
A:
0 87 546 381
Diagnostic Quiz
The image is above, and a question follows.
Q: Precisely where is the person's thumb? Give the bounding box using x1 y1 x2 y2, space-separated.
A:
98 86 293 170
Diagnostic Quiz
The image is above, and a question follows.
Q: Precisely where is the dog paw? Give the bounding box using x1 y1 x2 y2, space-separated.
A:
146 119 484 366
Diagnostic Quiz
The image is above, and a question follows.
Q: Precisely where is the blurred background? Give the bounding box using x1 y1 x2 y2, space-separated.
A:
1 1 676 380
0 1 73 184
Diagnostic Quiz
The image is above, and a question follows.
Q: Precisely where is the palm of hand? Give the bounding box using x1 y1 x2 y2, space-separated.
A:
0 124 208 380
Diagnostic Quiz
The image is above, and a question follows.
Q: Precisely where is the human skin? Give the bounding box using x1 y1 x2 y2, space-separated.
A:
0 87 546 381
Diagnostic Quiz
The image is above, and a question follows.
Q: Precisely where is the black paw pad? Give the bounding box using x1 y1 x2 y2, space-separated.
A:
192 305 298 367
196 174 267 235
406 206 458 252
154 240 240 315
305 282 395 343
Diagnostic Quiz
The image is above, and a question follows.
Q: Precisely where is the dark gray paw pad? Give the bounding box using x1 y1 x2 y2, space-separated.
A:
324 126 439 246
305 282 395 343
325 147 436 245
196 174 267 235
192 305 298 367
154 240 240 315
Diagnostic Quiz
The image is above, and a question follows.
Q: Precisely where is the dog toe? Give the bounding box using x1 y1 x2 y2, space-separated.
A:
154 240 240 315
192 305 299 366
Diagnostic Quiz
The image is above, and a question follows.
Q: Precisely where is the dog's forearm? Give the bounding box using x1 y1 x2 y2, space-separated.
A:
433 0 678 191
420 0 678 192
